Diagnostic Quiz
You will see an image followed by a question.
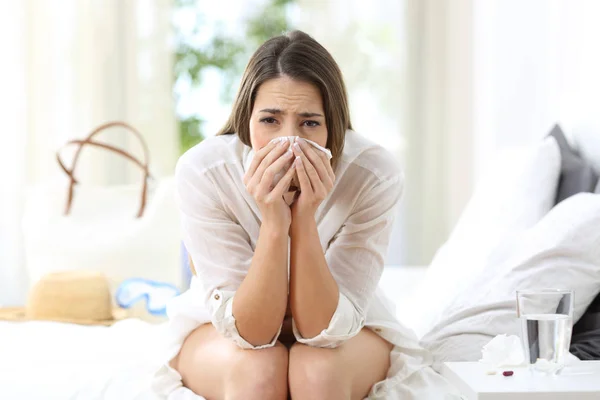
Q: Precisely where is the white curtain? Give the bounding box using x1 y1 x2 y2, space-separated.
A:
402 0 475 265
0 1 29 306
0 0 177 306
473 0 600 160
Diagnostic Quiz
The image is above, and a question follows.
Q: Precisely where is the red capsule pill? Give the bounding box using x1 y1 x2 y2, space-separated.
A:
502 370 514 377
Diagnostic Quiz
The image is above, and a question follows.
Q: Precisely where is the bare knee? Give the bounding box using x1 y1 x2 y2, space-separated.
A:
173 324 288 400
225 342 289 400
288 343 349 400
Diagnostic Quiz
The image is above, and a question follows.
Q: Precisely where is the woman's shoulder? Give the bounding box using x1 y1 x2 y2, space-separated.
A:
175 134 246 194
176 134 243 176
341 130 402 184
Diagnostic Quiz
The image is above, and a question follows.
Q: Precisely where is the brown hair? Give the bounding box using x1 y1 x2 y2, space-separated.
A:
217 30 352 168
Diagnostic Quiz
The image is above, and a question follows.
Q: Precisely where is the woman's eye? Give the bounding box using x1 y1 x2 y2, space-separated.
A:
260 117 277 124
303 120 320 127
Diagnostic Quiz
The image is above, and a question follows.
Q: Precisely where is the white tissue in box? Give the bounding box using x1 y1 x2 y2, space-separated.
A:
480 334 525 368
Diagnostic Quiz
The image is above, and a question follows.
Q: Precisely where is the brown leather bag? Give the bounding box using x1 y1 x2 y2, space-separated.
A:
56 121 152 218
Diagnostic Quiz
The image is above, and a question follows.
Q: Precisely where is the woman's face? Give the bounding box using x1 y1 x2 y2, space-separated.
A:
249 76 328 151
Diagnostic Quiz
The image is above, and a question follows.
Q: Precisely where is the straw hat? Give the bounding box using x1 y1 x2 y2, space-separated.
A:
0 271 126 326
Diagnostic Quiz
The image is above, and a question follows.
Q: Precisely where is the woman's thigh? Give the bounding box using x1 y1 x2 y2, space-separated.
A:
170 323 289 400
288 328 393 400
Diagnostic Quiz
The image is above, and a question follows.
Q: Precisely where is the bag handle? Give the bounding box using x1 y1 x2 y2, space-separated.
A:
56 121 152 218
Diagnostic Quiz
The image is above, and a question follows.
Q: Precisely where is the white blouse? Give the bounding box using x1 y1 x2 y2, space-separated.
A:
176 129 402 348
153 130 459 399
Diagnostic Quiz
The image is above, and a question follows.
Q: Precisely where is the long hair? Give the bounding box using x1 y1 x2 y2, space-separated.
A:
218 30 352 168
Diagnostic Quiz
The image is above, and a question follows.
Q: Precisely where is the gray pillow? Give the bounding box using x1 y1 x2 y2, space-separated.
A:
572 290 600 360
550 124 598 204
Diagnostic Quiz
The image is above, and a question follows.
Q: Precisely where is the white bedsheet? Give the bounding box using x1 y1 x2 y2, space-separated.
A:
0 266 429 400
0 319 164 399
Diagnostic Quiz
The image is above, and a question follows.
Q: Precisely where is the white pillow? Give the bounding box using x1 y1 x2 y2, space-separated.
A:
406 137 561 337
421 193 600 368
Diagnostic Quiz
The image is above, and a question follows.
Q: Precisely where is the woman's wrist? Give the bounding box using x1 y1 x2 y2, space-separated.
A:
261 218 291 239
291 201 318 221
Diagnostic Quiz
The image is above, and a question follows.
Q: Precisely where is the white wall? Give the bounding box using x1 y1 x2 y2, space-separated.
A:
473 0 600 177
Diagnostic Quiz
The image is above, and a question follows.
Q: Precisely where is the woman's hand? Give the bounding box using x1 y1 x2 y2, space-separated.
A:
290 138 335 219
244 138 297 229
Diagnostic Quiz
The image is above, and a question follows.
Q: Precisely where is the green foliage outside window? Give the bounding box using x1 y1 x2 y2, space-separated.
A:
174 0 295 154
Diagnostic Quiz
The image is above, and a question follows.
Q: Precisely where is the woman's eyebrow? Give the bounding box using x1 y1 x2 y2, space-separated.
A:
259 108 323 118
298 112 324 118
259 108 283 114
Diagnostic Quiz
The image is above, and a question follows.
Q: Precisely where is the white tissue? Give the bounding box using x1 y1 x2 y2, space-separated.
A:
479 334 525 368
248 136 332 163
271 136 332 160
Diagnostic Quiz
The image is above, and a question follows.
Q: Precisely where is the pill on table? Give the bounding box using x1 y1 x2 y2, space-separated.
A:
485 370 497 375
502 370 514 377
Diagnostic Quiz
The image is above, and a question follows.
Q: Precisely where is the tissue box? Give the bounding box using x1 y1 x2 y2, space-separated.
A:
441 361 600 400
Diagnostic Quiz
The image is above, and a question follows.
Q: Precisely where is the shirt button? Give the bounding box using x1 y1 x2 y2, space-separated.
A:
214 294 220 300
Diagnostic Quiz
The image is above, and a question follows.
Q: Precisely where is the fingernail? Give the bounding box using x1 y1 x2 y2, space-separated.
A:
285 149 293 157
279 138 288 147
295 156 302 165
293 143 302 152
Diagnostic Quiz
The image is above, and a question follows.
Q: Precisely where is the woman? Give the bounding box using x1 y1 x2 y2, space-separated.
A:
153 30 454 400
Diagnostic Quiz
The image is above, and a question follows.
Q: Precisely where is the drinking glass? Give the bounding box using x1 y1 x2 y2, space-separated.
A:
516 289 574 374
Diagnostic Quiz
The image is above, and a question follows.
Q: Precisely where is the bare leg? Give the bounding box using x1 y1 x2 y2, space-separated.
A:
171 323 289 400
288 328 392 400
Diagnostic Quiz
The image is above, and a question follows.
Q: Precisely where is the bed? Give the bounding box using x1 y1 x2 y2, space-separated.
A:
0 266 427 400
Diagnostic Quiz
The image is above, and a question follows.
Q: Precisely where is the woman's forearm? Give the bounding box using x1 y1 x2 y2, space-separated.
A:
232 221 289 346
289 217 339 338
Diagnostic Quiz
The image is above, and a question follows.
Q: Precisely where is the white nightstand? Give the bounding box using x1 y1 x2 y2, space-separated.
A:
441 361 600 399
